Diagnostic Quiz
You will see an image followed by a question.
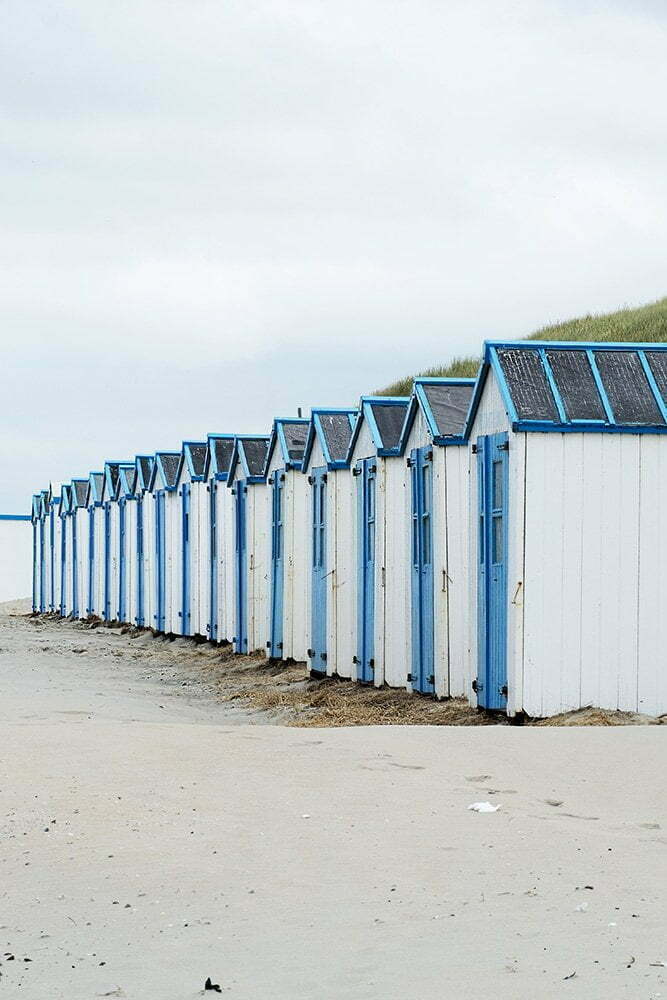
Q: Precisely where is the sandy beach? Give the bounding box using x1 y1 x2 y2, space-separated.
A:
1 605 665 999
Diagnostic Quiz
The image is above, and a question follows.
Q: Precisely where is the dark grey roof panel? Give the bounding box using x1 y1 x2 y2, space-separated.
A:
139 457 153 485
320 413 354 461
422 384 473 438
546 349 606 421
497 348 559 422
188 444 207 477
108 463 121 493
369 402 408 450
214 438 234 476
282 422 308 461
242 438 269 476
92 472 104 496
646 352 667 406
595 350 664 425
73 481 88 506
161 454 181 488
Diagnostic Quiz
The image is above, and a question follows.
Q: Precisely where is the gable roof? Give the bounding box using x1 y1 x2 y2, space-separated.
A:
204 434 236 481
399 378 475 452
117 464 137 499
60 483 73 513
149 452 181 491
31 494 41 522
71 479 89 508
102 461 130 502
135 455 154 493
178 441 208 483
466 341 667 436
347 397 409 459
227 436 271 484
302 408 358 471
265 418 310 472
87 472 104 506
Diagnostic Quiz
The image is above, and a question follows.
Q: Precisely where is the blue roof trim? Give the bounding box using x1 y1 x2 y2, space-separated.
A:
134 455 154 493
178 441 208 484
149 452 181 492
465 340 667 436
302 408 358 471
347 396 410 459
399 378 475 454
227 435 271 486
265 417 310 473
87 472 104 507
117 465 137 500
205 433 236 481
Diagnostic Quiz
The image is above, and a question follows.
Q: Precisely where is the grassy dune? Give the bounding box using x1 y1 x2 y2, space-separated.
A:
377 296 667 396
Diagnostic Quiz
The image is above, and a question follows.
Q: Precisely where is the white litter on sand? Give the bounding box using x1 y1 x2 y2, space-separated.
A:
468 802 501 813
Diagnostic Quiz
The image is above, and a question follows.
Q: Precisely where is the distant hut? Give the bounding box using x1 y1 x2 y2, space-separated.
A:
227 436 271 654
203 434 236 644
133 456 155 629
101 462 132 623
85 472 105 618
175 441 209 638
147 452 180 633
264 418 309 662
70 478 90 620
116 464 138 624
301 408 358 677
347 397 410 686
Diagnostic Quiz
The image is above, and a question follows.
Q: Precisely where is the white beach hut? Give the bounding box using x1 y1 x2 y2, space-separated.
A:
37 491 51 612
51 486 63 616
59 484 73 617
101 462 132 623
31 494 41 612
175 441 209 638
148 452 181 634
465 340 667 719
347 397 410 686
70 479 90 620
398 377 475 699
85 472 105 618
301 408 358 677
264 418 310 662
227 436 271 655
45 485 58 613
133 455 155 629
116 465 138 624
203 434 236 644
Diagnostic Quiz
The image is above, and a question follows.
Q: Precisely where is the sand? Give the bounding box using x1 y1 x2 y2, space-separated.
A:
1 605 666 999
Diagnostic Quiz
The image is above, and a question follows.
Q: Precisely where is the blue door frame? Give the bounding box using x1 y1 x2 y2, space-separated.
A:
209 483 218 641
104 502 112 621
233 481 247 654
136 497 144 626
410 446 435 694
269 469 285 658
71 511 79 618
39 518 46 612
181 483 191 635
355 458 376 683
60 516 67 616
309 467 327 671
155 492 166 632
32 521 38 612
476 432 509 710
118 499 127 622
50 509 56 612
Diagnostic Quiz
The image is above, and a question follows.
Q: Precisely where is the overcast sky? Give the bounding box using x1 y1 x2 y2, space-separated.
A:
3 0 667 511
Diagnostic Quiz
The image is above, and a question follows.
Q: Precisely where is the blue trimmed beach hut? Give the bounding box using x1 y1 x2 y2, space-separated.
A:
204 434 236 644
175 441 209 638
148 451 181 633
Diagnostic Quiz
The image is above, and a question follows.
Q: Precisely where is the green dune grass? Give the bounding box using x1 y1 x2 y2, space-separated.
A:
376 296 667 397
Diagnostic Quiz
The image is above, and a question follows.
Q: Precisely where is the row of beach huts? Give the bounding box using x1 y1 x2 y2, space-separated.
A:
31 341 667 719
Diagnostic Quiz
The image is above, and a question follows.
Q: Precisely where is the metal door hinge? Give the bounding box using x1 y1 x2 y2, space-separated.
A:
426 451 433 462
406 457 413 467
498 441 509 451
268 477 274 485
308 476 314 485
307 648 314 658
320 652 327 662
369 658 375 669
428 674 434 685
352 467 361 476
471 443 478 454
352 655 358 664
472 678 479 692
278 642 283 650
280 473 286 482
500 684 508 696
322 474 328 483
266 641 271 647
406 672 412 682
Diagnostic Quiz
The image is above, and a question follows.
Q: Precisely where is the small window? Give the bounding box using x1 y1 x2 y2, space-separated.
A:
492 460 503 510
422 513 431 566
479 516 484 564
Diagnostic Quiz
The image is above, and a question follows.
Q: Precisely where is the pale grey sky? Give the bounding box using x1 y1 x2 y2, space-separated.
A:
3 0 667 511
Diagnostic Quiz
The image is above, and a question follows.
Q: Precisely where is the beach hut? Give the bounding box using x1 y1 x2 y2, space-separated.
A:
264 418 310 661
59 484 73 616
116 465 138 624
227 436 271 655
101 462 132 623
51 486 63 615
70 479 90 620
148 452 181 633
133 456 154 628
47 485 60 613
31 494 41 612
301 408 358 677
37 491 50 612
85 472 105 618
347 397 410 686
398 377 475 699
175 441 209 638
203 434 236 644
465 340 667 719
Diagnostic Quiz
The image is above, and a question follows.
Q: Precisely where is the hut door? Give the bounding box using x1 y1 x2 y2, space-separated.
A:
71 513 78 619
50 509 56 611
104 503 112 621
39 518 45 612
118 500 126 622
410 446 435 694
155 492 166 632
209 482 218 641
269 471 285 658
356 458 376 683
233 482 247 654
310 467 327 671
476 433 509 710
136 497 144 626
181 483 191 635
87 508 95 616
60 515 67 616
